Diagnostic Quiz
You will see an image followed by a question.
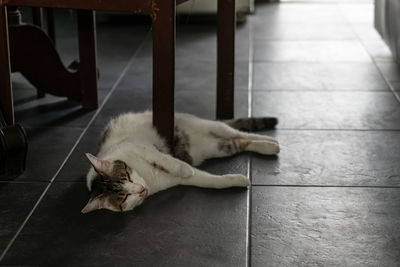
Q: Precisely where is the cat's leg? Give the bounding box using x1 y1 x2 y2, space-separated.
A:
209 121 278 144
179 167 250 189
217 137 280 156
132 145 194 178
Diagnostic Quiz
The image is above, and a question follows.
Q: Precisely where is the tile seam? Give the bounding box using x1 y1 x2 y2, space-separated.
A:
246 14 255 267
251 184 400 189
338 1 400 104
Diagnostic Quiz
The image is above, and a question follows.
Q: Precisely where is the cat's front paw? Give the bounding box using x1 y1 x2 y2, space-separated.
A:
253 140 280 155
176 163 195 178
223 174 250 187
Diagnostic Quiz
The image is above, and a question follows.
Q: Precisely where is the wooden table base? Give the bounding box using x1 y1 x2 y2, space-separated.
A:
1 0 235 153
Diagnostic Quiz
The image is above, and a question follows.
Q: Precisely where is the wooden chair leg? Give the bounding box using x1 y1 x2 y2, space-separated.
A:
0 5 14 125
46 8 56 45
152 0 175 149
217 0 236 120
32 7 43 28
32 7 46 98
77 10 98 109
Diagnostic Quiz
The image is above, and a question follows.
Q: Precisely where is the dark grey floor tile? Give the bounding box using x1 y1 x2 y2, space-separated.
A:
175 90 249 120
252 91 400 129
14 95 97 128
362 40 396 63
376 62 400 82
254 40 372 62
55 11 150 71
351 24 382 41
199 154 249 177
176 60 250 92
176 24 249 63
176 33 249 64
251 187 400 267
55 128 102 182
0 127 82 182
91 87 152 128
11 74 108 128
122 55 250 91
91 78 249 127
252 62 388 90
252 130 400 186
0 182 46 255
254 22 356 41
338 3 374 24
391 81 400 91
1 183 248 266
253 3 346 24
116 50 152 89
177 37 249 63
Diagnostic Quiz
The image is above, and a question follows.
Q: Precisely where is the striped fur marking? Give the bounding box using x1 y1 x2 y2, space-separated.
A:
173 126 193 165
151 162 170 173
218 138 250 155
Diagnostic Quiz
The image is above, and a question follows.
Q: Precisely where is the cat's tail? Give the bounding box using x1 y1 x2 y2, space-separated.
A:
224 117 278 131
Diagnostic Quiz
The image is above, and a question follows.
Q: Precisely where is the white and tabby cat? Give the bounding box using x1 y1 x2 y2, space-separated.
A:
82 112 279 213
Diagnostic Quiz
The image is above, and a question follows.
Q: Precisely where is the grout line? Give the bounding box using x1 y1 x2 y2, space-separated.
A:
245 16 255 267
251 184 400 189
251 60 385 65
372 62 400 104
0 180 49 184
23 126 87 130
0 30 151 263
0 180 87 184
338 2 400 105
247 30 254 119
246 157 252 267
250 89 393 92
261 128 400 132
252 59 376 64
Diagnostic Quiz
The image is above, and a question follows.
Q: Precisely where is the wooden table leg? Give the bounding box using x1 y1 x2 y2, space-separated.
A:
217 0 236 120
0 5 14 125
152 0 175 149
77 10 98 109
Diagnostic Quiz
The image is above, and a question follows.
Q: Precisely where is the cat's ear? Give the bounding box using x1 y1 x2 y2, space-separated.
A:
85 153 113 176
81 195 106 214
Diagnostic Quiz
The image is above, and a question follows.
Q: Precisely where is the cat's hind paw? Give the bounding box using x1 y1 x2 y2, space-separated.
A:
223 174 250 187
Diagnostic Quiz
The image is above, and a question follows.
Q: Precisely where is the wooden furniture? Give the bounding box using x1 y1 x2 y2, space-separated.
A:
375 0 400 62
0 0 235 149
0 109 27 176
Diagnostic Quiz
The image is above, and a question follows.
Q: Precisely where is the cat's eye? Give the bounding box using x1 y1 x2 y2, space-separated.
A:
121 193 131 203
118 193 132 211
126 171 133 182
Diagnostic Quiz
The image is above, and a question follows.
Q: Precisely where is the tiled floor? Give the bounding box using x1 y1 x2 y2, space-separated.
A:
1 0 400 266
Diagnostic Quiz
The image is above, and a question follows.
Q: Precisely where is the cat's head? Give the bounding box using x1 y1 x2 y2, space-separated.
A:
81 153 148 213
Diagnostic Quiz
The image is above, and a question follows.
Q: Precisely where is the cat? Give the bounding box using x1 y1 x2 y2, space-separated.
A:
82 111 279 213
